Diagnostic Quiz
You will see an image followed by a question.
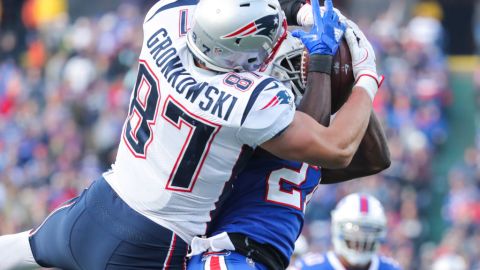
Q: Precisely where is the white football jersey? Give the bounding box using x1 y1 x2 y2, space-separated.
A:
104 0 296 243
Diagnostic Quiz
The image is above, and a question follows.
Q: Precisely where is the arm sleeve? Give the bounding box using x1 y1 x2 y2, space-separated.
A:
279 0 306 25
237 80 296 148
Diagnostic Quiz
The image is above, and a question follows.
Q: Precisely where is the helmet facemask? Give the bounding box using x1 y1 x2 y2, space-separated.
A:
331 194 387 267
265 33 305 104
332 221 386 266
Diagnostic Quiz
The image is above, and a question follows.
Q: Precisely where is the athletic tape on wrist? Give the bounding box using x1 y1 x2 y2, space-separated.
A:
354 75 379 101
308 55 333 75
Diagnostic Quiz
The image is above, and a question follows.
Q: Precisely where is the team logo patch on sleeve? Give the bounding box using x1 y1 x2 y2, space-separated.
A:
221 14 279 42
261 90 292 110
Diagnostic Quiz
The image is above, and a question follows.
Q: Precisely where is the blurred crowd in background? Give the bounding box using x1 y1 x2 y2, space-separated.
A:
0 0 479 269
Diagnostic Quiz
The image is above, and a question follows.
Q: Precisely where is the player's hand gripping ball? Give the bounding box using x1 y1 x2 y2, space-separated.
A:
301 38 354 113
293 0 351 113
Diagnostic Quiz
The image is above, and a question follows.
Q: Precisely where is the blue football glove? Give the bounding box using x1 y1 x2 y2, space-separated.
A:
292 0 346 55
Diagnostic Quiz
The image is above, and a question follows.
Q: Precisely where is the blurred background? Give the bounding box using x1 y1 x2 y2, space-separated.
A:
0 0 479 269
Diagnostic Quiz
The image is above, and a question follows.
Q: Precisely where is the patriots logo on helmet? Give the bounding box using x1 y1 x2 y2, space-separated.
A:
221 14 279 42
261 90 292 110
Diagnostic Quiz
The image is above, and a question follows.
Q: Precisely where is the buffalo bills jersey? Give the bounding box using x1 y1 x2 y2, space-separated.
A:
104 0 296 243
207 150 322 263
294 252 402 270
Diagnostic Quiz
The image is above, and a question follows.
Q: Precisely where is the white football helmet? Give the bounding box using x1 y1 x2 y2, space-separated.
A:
264 32 305 102
331 193 387 266
187 0 287 72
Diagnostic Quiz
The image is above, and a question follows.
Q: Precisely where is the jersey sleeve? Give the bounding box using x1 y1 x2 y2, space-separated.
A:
237 78 296 148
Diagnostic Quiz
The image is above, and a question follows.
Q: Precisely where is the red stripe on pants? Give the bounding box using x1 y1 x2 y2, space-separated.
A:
210 256 221 270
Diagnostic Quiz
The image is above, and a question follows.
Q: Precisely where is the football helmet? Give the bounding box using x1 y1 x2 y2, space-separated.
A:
187 0 287 72
331 193 387 266
264 32 305 102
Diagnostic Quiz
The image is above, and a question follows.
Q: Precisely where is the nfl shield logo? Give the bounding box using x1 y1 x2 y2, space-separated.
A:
214 47 223 56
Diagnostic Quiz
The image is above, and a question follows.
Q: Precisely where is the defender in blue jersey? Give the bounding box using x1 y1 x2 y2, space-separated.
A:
186 1 390 270
292 194 401 270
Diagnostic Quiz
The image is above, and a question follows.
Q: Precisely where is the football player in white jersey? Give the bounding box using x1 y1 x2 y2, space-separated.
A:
293 194 402 270
0 0 382 269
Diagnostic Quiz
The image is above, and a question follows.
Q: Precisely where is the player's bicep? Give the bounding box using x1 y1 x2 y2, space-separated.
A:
260 112 349 168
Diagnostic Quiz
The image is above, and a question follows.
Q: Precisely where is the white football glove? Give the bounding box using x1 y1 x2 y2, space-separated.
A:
297 3 347 27
344 20 383 101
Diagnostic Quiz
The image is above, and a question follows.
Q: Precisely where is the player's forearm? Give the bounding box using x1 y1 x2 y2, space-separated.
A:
297 72 332 126
357 111 391 171
286 87 373 169
324 86 372 167
322 111 390 183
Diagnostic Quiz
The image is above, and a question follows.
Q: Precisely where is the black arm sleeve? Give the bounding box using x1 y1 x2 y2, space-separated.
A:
279 0 305 26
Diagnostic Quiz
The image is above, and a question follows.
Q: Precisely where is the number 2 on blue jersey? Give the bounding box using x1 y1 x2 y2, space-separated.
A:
265 163 319 211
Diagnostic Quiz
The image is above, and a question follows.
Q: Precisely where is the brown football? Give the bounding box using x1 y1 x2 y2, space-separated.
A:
301 38 354 113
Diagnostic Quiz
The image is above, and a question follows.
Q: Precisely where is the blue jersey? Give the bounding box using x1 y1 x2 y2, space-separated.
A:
294 252 402 270
207 149 322 263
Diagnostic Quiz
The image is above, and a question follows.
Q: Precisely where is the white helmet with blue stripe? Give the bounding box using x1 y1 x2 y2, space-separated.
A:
331 193 387 266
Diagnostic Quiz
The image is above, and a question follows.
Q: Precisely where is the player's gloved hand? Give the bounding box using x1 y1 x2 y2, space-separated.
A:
344 20 384 101
296 3 347 27
291 0 346 56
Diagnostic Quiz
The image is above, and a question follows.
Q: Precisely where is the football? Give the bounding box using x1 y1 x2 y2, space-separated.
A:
301 38 355 113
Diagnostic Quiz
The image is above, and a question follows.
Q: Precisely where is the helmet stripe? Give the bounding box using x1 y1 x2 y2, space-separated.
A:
360 195 369 214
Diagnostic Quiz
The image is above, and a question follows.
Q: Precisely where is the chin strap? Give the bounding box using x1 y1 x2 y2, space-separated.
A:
354 72 384 102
